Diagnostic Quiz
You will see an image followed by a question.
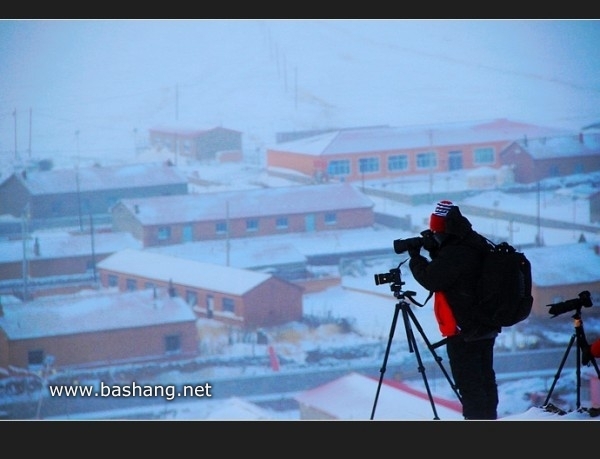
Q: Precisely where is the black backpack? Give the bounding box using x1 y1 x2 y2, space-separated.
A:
473 238 533 328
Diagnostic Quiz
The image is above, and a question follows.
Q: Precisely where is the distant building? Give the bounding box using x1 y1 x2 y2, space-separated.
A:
148 126 243 163
0 288 198 370
526 241 600 319
0 162 189 230
500 132 600 183
266 118 569 184
111 182 375 247
96 249 304 329
0 231 143 299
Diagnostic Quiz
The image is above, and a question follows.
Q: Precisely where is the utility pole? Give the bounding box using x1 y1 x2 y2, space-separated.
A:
28 107 32 158
21 204 29 301
75 130 83 232
13 108 18 160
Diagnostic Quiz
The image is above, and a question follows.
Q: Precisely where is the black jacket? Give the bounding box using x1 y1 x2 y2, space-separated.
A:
409 206 500 338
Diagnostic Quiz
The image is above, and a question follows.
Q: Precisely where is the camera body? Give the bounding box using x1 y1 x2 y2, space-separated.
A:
374 267 402 286
393 229 436 254
547 290 593 317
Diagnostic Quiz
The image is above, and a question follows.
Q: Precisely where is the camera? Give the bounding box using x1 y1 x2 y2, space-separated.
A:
393 229 436 254
547 290 593 317
374 267 403 286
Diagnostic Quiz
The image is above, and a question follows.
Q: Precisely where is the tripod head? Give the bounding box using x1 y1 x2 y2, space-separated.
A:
374 260 428 307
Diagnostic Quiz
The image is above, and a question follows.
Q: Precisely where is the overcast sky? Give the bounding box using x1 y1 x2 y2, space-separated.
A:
1 19 600 163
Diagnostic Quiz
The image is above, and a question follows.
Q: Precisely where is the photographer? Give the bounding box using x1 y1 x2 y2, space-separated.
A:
407 200 500 420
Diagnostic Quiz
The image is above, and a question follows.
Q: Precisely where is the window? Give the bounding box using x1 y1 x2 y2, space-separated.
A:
186 290 198 306
206 295 214 318
448 150 463 171
108 274 118 287
222 297 235 313
144 281 155 290
126 278 137 291
388 154 408 172
416 151 437 170
276 217 288 229
28 349 44 366
216 221 228 234
157 226 171 241
327 160 350 177
165 334 181 354
246 219 258 232
473 147 494 165
324 212 337 225
358 157 379 174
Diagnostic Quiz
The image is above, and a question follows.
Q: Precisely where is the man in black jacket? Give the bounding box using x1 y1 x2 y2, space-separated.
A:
408 200 500 420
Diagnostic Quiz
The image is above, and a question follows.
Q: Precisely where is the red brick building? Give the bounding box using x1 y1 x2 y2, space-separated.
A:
111 183 375 247
0 288 198 370
97 249 304 329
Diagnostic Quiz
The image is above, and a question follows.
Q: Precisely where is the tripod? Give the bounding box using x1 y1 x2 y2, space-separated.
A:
370 282 461 420
543 308 600 411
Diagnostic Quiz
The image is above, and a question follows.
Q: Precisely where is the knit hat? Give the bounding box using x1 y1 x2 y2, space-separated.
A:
429 200 454 232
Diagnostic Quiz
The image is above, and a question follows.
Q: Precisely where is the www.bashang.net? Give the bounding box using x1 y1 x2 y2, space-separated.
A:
48 381 213 402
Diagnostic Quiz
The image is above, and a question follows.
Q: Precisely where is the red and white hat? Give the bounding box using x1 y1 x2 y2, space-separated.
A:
429 200 454 233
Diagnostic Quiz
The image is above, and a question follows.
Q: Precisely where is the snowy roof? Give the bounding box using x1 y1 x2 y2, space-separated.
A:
270 119 570 156
294 372 462 420
117 182 374 225
12 162 187 195
524 242 600 287
508 132 600 159
149 125 241 136
0 288 195 340
148 239 307 269
0 230 142 263
96 248 273 296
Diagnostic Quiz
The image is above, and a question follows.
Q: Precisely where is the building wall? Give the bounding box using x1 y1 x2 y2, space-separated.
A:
1 321 197 369
97 268 303 329
241 278 304 328
0 175 29 217
123 207 374 247
0 253 109 281
266 140 510 183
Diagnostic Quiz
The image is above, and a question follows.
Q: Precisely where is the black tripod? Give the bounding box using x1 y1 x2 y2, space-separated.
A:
370 281 461 420
543 307 600 411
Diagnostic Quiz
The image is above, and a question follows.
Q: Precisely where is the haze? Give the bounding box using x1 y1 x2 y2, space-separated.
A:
1 19 600 165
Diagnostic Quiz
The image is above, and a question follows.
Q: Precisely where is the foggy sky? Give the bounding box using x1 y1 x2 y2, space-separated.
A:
1 19 599 162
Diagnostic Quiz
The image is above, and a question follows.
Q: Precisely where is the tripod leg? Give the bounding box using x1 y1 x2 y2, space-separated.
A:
371 301 401 420
405 306 461 403
543 333 576 407
401 304 440 420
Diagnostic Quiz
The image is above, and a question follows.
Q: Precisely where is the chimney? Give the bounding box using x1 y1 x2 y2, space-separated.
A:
34 237 40 256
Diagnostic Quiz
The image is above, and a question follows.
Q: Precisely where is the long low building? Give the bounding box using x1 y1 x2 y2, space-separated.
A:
96 249 304 329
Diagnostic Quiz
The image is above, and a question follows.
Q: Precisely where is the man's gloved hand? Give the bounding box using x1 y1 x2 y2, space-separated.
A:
421 231 439 253
408 246 421 258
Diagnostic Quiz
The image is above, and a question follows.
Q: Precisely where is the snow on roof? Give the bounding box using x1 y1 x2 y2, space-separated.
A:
96 248 272 296
270 119 570 156
117 182 373 225
524 242 600 287
148 239 307 269
0 288 195 340
511 132 600 159
294 372 462 420
0 230 142 263
15 162 187 195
